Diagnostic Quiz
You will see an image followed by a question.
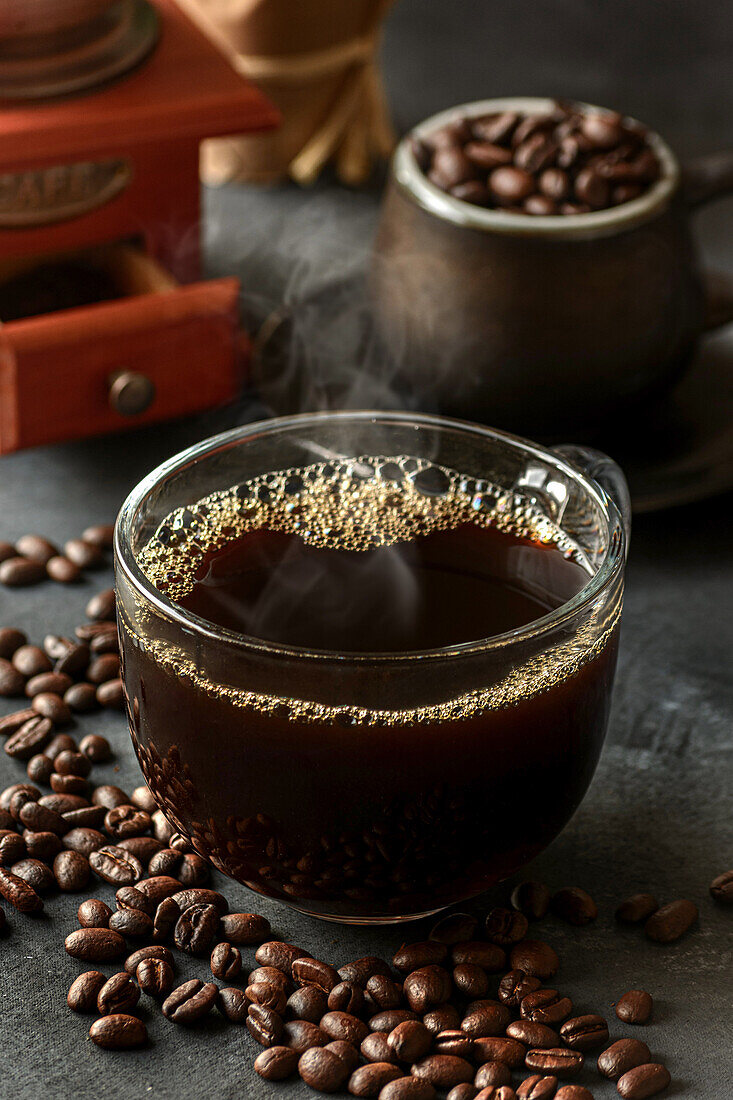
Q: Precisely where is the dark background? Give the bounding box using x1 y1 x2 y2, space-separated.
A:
2 0 733 1096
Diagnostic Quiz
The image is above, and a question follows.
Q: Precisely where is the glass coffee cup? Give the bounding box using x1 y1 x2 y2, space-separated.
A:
115 412 630 924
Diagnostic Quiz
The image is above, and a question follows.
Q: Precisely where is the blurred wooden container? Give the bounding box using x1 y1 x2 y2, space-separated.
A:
175 0 396 185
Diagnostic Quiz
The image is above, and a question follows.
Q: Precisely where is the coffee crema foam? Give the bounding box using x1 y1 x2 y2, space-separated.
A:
133 454 620 725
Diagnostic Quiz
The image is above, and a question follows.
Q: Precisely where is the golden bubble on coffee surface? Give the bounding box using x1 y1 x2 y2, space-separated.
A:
134 455 620 726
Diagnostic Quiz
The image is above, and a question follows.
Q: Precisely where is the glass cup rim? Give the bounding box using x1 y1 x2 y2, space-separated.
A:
115 410 626 664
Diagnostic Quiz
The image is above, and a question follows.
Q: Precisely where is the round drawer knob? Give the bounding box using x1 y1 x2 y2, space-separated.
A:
108 370 156 416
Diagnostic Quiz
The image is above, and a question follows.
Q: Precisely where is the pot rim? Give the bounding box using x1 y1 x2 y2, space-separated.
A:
394 96 679 240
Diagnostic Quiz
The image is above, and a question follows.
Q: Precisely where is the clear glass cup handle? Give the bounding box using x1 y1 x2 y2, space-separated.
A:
552 444 632 555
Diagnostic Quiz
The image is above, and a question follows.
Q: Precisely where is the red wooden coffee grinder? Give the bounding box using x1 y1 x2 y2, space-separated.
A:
0 0 278 453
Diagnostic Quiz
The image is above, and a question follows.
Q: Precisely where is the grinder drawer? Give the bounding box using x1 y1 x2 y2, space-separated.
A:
0 243 243 453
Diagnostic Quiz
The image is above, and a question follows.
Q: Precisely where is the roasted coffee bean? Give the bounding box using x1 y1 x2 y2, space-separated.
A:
0 558 46 586
89 845 143 884
283 1020 328 1052
54 749 91 777
597 1039 652 1081
393 941 448 973
298 1046 350 1092
97 972 140 1015
489 165 535 204
5 717 53 760
616 1064 671 1098
292 956 341 992
64 538 104 569
89 628 118 655
320 1010 370 1045
82 524 115 550
452 942 506 972
709 870 733 905
87 654 120 684
473 1037 526 1069
47 557 81 583
116 884 154 915
25 672 72 699
89 1014 147 1049
516 1076 558 1100
558 1015 608 1051
92 785 129 810
485 907 529 946
249 981 288 1014
109 907 154 938
525 1049 583 1078
509 941 559 980
53 850 90 891
31 694 71 725
645 899 698 942
12 645 51 677
339 956 393 986
97 679 125 709
24 830 63 861
123 945 171 976
388 1020 432 1062
0 809 14 830
174 901 219 954
11 858 55 894
507 1021 559 1049
62 806 106 829
0 659 26 696
329 980 364 1014
119 837 163 862
404 966 453 1013
50 773 89 796
65 927 126 961
0 831 26 865
0 627 26 658
462 1000 511 1038
86 587 116 619
0 709 36 737
104 804 151 839
0 866 43 911
210 941 242 981
55 642 90 678
78 898 112 927
433 1030 474 1060
551 888 597 926
44 734 77 759
65 683 98 713
380 1079 435 1100
40 792 86 815
171 887 227 913
153 896 180 940
163 979 219 1024
429 912 478 944
1 783 40 813
25 752 53 787
169 832 190 852
255 939 309 974
148 848 182 877
497 969 542 1007
370 1009 420 1032
361 1032 398 1065
324 1041 361 1075
616 990 653 1025
411 1054 474 1089
217 986 249 1023
287 985 328 1022
475 1061 512 1088
67 970 106 1012
255 1045 300 1081
349 1062 403 1096
464 141 513 170
129 786 156 814
554 1088 593 1100
453 964 489 999
366 975 403 1010
423 1005 461 1035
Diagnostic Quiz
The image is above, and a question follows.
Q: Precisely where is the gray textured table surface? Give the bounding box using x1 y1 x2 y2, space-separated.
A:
2 1 733 1097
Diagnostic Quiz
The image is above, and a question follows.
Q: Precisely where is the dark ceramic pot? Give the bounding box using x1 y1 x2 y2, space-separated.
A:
371 97 733 437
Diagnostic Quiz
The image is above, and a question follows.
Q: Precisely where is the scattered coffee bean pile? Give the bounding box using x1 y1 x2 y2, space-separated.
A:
411 102 661 215
0 551 728 1097
0 524 114 588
